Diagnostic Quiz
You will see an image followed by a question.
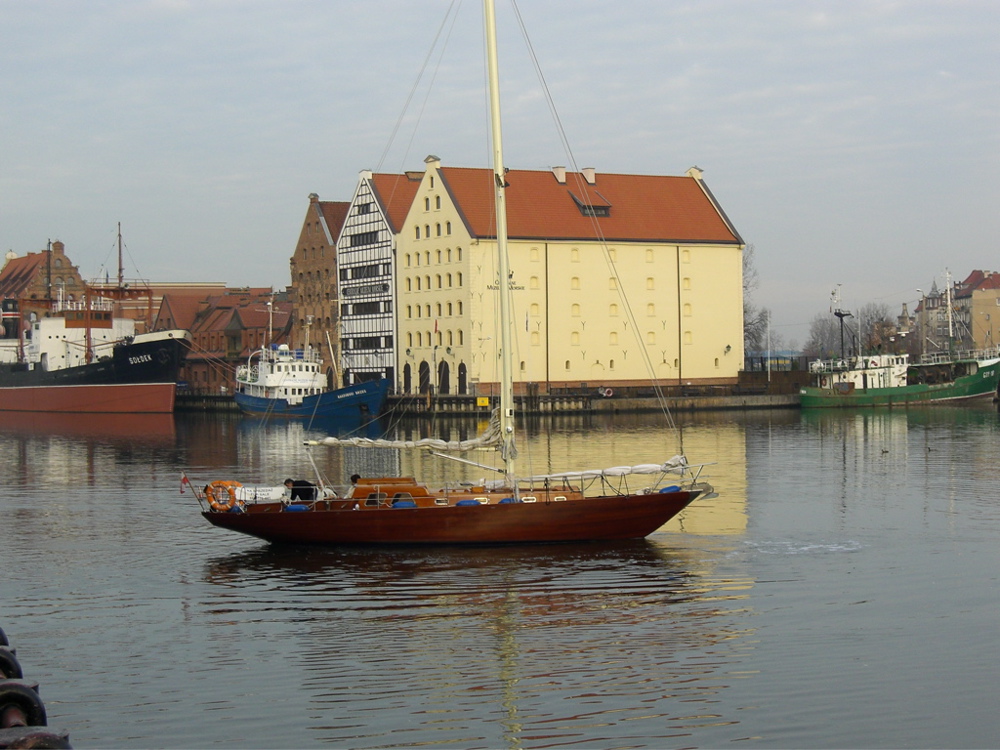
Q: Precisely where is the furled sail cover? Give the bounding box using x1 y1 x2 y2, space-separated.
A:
515 455 691 485
305 409 502 451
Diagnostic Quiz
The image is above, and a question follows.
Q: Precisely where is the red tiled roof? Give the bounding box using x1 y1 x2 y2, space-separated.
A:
956 269 1000 298
317 201 351 240
370 173 423 233
438 167 742 244
0 253 48 298
156 293 207 330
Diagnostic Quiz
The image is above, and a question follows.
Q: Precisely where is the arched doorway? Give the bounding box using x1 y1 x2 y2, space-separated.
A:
418 361 431 394
438 360 450 395
403 363 412 394
458 362 468 395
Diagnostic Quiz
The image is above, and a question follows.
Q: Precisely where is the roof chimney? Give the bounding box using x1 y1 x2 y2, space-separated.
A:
581 167 596 185
551 166 566 184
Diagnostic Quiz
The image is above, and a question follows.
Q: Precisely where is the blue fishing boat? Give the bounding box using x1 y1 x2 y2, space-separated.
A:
234 344 388 419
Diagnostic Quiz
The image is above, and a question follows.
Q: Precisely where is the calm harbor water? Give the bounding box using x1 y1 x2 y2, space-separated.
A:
2 405 999 749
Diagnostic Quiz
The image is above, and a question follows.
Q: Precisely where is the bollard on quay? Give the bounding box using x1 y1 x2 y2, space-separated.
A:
0 627 70 750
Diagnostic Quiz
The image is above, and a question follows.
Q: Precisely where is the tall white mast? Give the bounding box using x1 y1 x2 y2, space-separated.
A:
484 0 517 486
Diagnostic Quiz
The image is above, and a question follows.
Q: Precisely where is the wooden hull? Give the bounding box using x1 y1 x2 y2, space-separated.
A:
202 490 700 545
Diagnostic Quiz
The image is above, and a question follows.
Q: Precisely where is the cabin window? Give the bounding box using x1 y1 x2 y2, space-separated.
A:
365 493 387 507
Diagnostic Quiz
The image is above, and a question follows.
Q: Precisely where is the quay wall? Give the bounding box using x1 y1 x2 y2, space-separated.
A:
175 392 800 415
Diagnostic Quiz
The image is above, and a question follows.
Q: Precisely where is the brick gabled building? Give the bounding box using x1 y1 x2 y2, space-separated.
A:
289 195 350 368
0 241 87 319
156 289 289 394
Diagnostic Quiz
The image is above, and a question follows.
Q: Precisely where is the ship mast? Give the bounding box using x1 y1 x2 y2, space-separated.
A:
484 0 517 488
117 222 125 289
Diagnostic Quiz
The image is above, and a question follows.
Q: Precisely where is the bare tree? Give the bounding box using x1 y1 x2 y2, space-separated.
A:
855 302 893 353
743 244 770 352
803 313 843 359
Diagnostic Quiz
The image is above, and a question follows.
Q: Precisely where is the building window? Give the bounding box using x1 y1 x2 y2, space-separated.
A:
350 230 378 246
415 226 421 239
435 196 441 209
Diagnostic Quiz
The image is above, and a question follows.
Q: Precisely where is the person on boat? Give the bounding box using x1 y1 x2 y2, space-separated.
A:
284 478 317 502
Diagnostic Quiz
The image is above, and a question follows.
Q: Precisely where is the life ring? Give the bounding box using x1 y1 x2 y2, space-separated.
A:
869 360 878 368
206 480 243 512
602 387 614 398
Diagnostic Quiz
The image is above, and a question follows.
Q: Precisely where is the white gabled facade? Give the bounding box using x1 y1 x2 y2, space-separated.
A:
336 172 398 387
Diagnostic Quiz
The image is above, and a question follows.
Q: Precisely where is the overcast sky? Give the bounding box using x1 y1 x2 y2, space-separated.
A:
2 0 997 346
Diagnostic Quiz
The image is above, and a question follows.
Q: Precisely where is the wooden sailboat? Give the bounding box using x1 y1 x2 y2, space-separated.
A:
198 0 713 544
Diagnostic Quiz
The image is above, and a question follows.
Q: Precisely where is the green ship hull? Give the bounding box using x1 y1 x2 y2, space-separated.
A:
800 357 1000 408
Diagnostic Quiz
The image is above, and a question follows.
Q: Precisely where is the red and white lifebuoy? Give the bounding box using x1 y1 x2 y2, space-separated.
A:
206 480 244 512
602 387 614 398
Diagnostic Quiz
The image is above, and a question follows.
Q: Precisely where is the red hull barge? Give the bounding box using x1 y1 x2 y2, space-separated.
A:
0 382 176 414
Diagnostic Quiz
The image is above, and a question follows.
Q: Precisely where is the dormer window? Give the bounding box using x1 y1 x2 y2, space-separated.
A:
568 190 611 217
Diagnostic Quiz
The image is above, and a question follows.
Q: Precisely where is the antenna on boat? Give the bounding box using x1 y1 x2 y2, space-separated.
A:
484 0 517 490
266 296 273 350
831 284 853 360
